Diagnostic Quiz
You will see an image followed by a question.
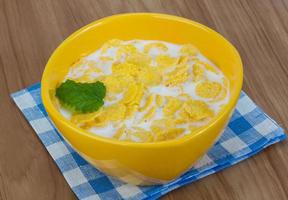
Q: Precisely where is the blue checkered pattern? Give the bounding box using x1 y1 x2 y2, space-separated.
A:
11 83 286 200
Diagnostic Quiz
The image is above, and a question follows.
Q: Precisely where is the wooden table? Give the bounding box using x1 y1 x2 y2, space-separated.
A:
1 0 287 199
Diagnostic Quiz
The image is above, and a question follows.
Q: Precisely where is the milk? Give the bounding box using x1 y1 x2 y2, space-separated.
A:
61 39 230 142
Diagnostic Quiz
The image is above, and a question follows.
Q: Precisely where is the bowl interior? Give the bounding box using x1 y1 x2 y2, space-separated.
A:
42 13 243 143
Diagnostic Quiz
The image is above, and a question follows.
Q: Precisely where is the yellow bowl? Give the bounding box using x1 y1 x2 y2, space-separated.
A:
41 13 243 185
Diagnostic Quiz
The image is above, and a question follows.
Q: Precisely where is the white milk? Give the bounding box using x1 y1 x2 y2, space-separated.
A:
60 40 230 142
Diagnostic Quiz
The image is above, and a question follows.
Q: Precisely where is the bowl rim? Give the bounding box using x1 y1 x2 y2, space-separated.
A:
41 12 243 147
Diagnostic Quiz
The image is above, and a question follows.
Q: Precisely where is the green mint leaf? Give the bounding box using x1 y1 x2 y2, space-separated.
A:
56 79 106 113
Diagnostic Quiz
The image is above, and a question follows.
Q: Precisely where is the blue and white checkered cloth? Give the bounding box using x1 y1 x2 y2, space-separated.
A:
11 83 286 200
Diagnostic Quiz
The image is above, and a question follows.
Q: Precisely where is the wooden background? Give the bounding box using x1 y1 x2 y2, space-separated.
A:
0 0 287 199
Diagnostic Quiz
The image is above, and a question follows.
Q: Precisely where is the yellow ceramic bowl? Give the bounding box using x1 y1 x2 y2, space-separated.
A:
41 13 243 185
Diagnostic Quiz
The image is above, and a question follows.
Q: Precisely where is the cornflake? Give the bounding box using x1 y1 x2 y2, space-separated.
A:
59 39 230 142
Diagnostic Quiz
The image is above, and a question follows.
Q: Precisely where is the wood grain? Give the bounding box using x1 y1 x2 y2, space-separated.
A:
0 0 287 199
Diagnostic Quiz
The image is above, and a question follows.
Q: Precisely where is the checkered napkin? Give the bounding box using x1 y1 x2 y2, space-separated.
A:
11 83 286 200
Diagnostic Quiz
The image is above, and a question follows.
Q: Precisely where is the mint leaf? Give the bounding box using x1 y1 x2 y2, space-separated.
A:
56 80 106 113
